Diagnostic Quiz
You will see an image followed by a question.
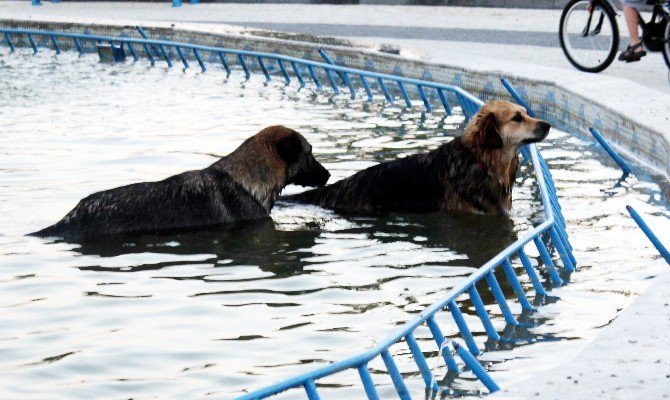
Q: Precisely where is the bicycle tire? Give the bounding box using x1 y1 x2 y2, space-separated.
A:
663 14 670 70
559 0 620 73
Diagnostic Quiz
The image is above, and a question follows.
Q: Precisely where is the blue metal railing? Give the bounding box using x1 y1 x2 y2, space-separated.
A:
0 27 481 119
0 28 578 398
235 142 574 400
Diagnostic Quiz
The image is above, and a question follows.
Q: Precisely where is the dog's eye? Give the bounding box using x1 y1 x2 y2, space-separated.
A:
512 112 523 123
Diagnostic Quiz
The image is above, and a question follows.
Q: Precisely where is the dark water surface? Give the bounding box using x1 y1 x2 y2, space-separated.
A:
1 50 669 399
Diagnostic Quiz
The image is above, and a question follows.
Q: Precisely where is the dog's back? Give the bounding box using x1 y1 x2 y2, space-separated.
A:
33 168 267 239
288 153 442 215
286 137 501 215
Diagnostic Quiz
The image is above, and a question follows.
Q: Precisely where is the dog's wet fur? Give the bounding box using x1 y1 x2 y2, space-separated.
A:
32 126 330 239
284 101 550 216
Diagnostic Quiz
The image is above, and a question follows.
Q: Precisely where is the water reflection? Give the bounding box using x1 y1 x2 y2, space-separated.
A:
55 208 517 277
2 49 669 400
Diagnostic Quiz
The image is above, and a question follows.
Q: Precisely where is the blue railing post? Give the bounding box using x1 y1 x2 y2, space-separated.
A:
485 271 519 325
141 42 155 66
126 42 138 61
588 127 632 175
176 46 189 68
3 33 14 52
324 68 340 94
317 48 346 85
257 57 270 81
436 88 452 115
27 34 38 54
237 54 250 79
50 35 61 54
357 363 380 400
277 59 290 84
218 52 231 76
426 317 459 372
342 72 356 99
467 285 501 341
397 81 412 108
360 75 373 102
381 349 412 400
456 93 473 120
290 62 305 87
304 380 320 400
405 332 439 391
452 341 500 393
32 0 41 5
517 248 547 296
417 85 432 112
502 259 535 311
307 65 322 90
627 206 670 264
377 78 393 102
549 227 575 272
533 236 564 286
172 0 182 7
193 48 206 72
500 78 536 117
448 300 480 355
157 44 172 67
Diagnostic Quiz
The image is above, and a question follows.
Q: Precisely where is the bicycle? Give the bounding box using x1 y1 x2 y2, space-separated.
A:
559 0 670 73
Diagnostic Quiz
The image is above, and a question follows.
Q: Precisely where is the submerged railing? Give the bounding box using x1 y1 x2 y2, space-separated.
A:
0 27 578 399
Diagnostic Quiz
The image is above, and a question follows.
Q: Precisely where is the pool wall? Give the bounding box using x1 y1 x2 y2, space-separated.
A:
2 18 667 181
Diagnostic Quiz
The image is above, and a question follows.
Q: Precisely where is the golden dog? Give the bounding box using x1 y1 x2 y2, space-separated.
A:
285 101 550 215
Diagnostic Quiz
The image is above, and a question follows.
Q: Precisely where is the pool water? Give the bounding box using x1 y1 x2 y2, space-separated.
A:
1 49 669 399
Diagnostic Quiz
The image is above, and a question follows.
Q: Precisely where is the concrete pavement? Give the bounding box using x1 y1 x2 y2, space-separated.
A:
497 268 670 400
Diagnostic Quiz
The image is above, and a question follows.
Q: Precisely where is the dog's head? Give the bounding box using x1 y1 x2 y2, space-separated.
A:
264 126 330 188
465 100 550 150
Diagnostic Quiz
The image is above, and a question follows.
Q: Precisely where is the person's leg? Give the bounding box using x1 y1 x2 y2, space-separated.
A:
618 3 646 61
623 5 642 47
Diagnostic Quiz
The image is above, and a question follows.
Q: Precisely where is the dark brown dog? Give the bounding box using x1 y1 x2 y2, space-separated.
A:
32 126 330 239
284 101 550 215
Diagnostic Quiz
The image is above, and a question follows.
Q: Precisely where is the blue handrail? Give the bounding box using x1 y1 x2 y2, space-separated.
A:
0 27 577 399
237 143 570 400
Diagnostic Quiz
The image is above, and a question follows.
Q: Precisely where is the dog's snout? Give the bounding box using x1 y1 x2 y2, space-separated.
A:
290 155 330 188
533 120 551 141
538 121 551 133
316 164 331 187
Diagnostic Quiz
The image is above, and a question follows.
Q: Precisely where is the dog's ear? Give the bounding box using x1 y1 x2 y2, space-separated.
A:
276 133 303 165
480 112 503 149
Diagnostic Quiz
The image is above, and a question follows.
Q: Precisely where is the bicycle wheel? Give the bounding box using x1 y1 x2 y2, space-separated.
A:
663 15 670 70
560 0 620 73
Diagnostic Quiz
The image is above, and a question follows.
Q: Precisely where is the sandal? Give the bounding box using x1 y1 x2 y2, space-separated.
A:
618 42 647 62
